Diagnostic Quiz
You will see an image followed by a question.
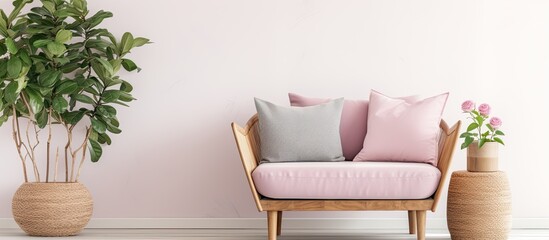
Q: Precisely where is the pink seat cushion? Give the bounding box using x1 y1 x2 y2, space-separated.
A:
252 162 441 199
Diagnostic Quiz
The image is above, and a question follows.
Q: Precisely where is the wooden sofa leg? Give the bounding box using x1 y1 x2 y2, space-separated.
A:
277 211 283 236
416 210 426 240
408 210 417 234
267 211 278 240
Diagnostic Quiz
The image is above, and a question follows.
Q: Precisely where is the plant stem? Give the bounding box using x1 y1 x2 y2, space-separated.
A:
64 124 72 182
20 93 36 122
11 107 28 183
54 147 59 182
25 120 40 182
46 109 52 183
75 127 92 182
470 112 482 144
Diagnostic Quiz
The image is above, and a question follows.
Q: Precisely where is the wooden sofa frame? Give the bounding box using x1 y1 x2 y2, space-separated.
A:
232 114 461 240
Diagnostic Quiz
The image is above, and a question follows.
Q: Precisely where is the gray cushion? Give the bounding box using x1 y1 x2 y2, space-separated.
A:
254 98 345 163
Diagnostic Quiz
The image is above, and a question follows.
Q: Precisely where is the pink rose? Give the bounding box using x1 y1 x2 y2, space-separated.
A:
489 117 502 129
478 103 491 116
461 100 475 112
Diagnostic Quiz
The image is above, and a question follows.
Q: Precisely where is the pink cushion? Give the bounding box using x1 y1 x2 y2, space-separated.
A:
353 90 449 165
289 93 368 160
252 162 441 199
289 93 420 160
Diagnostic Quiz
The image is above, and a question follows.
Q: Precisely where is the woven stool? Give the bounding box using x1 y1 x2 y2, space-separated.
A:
447 171 512 240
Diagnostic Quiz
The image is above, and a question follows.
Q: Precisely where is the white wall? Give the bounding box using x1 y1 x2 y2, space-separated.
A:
1 0 548 224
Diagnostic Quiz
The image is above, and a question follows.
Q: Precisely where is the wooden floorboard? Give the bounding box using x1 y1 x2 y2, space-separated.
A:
0 229 548 239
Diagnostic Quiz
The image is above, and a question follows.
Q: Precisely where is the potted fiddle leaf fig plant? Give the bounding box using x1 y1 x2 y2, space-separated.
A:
0 0 149 236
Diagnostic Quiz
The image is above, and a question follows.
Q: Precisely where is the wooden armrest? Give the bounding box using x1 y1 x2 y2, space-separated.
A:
231 115 263 211
431 120 461 211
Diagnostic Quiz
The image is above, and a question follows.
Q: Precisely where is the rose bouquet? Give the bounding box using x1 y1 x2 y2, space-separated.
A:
460 100 505 149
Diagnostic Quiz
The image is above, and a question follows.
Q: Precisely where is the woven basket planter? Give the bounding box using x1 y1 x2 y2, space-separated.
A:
447 171 512 240
12 183 93 237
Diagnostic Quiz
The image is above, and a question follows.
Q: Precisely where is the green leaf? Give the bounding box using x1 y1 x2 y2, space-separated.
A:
69 97 76 110
106 76 123 87
72 0 87 12
459 132 471 138
120 81 133 92
35 108 48 128
53 9 71 18
55 81 78 95
72 94 95 104
15 74 28 93
475 115 484 124
89 138 102 162
5 37 18 54
495 130 505 136
0 44 7 56
85 39 111 49
86 10 113 29
89 129 98 141
120 32 134 54
8 0 32 25
55 29 72 43
110 117 120 127
17 50 31 66
25 88 44 114
96 105 116 118
52 95 68 113
494 137 505 145
107 34 117 50
61 62 80 73
62 110 85 125
461 136 474 150
0 114 9 127
47 42 67 56
7 57 22 78
101 90 120 103
112 100 129 107
106 123 122 134
15 100 29 115
0 10 7 30
97 132 112 145
479 138 487 148
42 1 56 14
38 70 62 87
466 123 479 132
110 59 122 73
0 60 7 78
54 57 70 65
132 37 150 48
94 58 114 76
121 58 139 72
4 81 20 103
118 91 135 102
91 118 106 134
486 124 494 132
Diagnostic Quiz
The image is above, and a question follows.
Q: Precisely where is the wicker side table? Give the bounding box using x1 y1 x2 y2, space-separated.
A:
447 171 512 240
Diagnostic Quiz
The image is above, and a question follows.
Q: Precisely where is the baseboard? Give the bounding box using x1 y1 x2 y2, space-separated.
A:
1 218 548 229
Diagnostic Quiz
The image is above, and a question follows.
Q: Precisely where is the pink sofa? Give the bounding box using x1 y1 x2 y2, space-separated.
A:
232 114 461 240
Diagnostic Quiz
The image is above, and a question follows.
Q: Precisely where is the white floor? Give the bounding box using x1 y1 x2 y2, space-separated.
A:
0 229 548 240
